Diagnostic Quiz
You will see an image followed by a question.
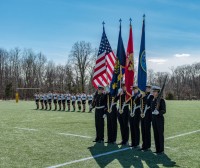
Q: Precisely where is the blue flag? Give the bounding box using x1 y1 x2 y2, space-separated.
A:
117 22 126 70
110 21 126 96
138 15 147 93
110 58 120 96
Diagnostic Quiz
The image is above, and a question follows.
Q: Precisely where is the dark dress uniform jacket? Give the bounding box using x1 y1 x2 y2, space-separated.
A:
130 93 141 147
151 98 166 153
93 93 107 141
106 93 118 143
141 93 154 149
115 91 130 144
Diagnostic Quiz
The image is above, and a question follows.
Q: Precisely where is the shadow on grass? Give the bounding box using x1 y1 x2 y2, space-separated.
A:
88 143 178 168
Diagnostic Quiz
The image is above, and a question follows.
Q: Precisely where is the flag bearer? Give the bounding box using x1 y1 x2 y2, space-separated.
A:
105 87 118 144
129 85 142 148
140 85 154 151
116 82 130 146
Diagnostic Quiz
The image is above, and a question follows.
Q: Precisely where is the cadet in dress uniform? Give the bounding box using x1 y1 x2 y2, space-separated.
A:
88 94 93 112
140 85 154 151
115 82 130 146
66 94 71 111
61 93 66 111
105 88 118 144
81 92 87 112
47 91 52 110
77 94 82 111
71 94 76 111
44 94 48 110
92 85 107 143
151 86 166 154
34 93 39 110
53 92 58 111
58 93 62 111
129 85 142 148
39 93 44 110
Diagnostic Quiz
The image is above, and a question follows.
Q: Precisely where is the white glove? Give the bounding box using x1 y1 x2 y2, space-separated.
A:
152 109 159 115
105 86 110 93
103 114 107 118
118 88 123 95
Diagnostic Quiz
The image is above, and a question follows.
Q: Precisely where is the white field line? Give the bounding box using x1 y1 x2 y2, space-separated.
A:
15 127 38 131
46 129 200 168
14 127 92 139
22 119 37 122
47 147 130 168
58 133 92 139
165 130 200 140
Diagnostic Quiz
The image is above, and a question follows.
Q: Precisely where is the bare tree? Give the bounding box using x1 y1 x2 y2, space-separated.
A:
69 41 93 92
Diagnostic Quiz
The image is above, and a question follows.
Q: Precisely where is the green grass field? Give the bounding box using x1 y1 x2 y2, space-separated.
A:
0 100 199 168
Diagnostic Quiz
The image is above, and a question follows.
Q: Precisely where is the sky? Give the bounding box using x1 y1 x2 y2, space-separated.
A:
1 0 200 72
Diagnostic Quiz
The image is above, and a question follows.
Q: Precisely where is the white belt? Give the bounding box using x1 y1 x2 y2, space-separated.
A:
132 105 140 113
120 103 129 111
96 106 105 109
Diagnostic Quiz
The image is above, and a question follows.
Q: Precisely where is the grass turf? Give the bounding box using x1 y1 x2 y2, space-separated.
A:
0 100 199 168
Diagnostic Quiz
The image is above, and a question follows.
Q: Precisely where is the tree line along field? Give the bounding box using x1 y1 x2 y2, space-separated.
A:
0 100 199 168
1 47 200 101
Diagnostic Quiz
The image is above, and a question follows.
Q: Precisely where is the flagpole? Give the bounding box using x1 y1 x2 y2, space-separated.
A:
102 21 111 113
129 18 133 112
119 19 122 114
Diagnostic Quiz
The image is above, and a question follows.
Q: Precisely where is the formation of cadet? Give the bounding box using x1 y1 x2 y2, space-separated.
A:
92 83 166 155
34 92 93 112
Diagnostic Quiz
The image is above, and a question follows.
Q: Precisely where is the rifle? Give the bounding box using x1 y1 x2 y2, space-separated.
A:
156 75 168 110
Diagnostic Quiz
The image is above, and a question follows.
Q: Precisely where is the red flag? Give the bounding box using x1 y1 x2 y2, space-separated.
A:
125 22 134 101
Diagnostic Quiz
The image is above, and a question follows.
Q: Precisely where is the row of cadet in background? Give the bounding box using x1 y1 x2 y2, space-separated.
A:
34 92 93 112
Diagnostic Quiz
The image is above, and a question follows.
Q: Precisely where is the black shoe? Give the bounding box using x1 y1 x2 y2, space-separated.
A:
122 142 129 146
97 140 104 143
93 140 99 142
105 141 111 143
156 151 164 155
142 148 151 152
139 148 145 151
133 145 140 149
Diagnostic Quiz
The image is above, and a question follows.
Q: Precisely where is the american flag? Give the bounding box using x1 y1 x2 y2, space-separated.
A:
92 26 116 89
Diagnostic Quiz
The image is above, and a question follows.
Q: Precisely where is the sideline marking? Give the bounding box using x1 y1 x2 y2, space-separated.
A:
47 147 130 168
58 133 92 139
165 130 200 140
15 127 38 131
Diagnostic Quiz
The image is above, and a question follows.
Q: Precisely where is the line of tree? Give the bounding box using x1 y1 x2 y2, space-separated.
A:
0 42 200 100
